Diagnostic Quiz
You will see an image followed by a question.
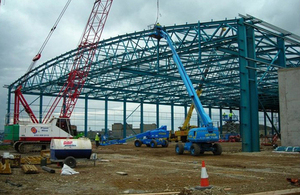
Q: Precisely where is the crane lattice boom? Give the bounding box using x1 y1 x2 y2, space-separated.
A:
43 0 113 124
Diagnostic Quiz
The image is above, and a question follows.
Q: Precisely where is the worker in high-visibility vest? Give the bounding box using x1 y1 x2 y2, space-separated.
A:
229 112 233 120
222 112 226 119
95 133 100 148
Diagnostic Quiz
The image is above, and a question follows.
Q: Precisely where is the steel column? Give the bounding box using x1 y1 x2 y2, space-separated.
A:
184 104 187 119
105 96 108 135
277 37 286 68
6 87 11 125
39 93 43 123
219 108 223 135
238 18 259 152
271 111 274 135
156 101 159 127
84 94 88 137
171 100 174 131
264 113 267 135
123 99 126 138
140 99 144 133
278 107 281 134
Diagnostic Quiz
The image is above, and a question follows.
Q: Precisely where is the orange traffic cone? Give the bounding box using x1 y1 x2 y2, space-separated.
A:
195 161 212 190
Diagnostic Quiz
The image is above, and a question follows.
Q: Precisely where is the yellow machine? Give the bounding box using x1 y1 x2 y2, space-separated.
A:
173 88 202 142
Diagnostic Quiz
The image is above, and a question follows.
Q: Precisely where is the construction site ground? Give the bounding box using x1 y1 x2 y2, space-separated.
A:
0 141 300 195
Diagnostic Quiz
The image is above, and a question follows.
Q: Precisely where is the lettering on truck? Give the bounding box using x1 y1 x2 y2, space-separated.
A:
41 127 49 132
63 140 77 147
205 133 216 137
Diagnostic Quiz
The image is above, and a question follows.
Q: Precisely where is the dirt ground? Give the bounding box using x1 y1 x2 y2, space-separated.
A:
0 142 300 195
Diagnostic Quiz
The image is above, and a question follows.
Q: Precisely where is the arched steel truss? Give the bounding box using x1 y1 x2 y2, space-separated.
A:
6 15 300 151
10 16 300 110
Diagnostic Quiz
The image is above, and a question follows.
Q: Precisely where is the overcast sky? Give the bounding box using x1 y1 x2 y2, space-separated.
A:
0 0 299 131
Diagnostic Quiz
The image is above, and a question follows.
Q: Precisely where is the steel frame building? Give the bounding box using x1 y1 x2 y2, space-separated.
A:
5 15 300 152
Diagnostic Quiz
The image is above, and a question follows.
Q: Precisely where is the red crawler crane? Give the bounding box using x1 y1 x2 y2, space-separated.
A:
11 0 113 153
14 0 113 125
43 0 113 124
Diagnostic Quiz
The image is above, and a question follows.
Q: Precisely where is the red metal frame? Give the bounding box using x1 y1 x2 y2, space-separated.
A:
19 137 69 142
43 0 113 124
14 86 39 124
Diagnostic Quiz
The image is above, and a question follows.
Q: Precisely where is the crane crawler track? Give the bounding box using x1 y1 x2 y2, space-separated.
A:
14 141 50 154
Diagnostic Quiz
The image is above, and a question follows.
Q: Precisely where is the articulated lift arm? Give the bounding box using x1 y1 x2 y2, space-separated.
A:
151 25 213 128
180 88 202 130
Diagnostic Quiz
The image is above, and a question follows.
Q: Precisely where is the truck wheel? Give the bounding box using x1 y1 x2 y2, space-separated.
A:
64 156 77 168
150 140 157 148
134 140 142 147
213 143 222 155
162 140 169 147
190 144 200 156
175 143 184 155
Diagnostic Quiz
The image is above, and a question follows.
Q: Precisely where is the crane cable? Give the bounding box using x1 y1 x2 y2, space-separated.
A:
26 0 72 74
155 0 160 24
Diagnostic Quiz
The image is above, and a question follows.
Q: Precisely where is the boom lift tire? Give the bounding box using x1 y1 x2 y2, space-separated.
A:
213 143 222 155
134 140 142 147
162 140 169 147
190 144 201 156
64 156 76 168
175 143 184 155
150 140 158 148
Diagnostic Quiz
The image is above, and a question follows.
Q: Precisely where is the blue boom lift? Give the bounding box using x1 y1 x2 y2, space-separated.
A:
150 24 222 156
100 126 169 148
133 125 169 148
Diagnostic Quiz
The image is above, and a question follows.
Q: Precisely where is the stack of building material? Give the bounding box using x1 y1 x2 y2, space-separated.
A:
0 159 12 174
21 156 50 165
21 164 39 174
0 154 21 168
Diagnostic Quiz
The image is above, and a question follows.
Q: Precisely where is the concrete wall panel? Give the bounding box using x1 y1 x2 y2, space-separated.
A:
278 67 300 146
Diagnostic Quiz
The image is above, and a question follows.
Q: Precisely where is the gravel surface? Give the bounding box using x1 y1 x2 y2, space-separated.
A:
0 142 300 195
